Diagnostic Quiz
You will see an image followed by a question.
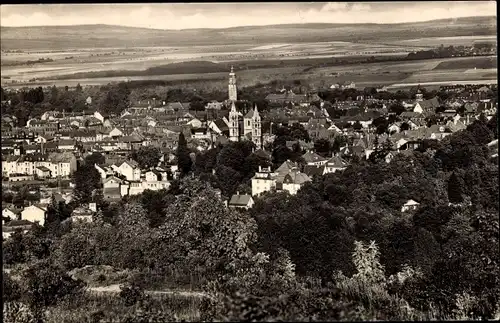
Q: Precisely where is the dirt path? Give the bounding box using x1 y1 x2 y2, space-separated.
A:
87 284 209 299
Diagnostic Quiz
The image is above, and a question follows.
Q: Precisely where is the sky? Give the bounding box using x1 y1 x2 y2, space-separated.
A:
0 2 496 29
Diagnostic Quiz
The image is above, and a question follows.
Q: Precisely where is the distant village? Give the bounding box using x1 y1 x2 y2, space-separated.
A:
1 67 498 238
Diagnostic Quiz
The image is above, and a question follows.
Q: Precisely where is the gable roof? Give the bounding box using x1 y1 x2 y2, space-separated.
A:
275 160 299 175
326 155 348 168
416 97 440 110
303 165 325 177
228 194 253 206
302 151 327 163
122 159 139 169
104 175 123 184
404 199 420 206
283 171 311 185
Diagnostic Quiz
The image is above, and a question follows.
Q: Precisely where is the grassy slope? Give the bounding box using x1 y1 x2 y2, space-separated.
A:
1 16 496 50
433 56 497 70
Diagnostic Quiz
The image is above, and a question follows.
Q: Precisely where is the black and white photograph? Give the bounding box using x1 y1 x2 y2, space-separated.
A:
1 2 498 322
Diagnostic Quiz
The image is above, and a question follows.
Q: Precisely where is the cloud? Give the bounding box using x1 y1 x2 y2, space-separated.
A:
0 2 496 29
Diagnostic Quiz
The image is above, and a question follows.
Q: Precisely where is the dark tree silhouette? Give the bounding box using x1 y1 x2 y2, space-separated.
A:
176 132 193 176
447 172 465 203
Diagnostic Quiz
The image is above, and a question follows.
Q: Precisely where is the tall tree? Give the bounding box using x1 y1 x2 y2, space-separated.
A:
447 172 465 204
314 138 331 157
72 164 101 204
131 146 161 169
176 133 192 176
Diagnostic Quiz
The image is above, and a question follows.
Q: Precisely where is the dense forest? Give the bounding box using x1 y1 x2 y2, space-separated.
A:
3 110 498 321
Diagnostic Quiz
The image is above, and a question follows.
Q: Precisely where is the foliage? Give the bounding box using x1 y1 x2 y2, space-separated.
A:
84 152 105 166
72 163 101 204
130 146 161 169
119 284 146 307
176 132 193 176
3 231 26 265
3 272 22 302
20 260 85 312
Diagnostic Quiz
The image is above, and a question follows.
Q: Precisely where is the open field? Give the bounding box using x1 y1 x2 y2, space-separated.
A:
433 56 497 70
0 40 424 83
2 56 496 91
1 17 496 90
380 35 497 47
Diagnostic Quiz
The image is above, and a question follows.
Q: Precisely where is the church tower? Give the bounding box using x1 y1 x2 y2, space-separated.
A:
228 66 237 102
228 101 239 141
251 105 262 149
243 104 262 149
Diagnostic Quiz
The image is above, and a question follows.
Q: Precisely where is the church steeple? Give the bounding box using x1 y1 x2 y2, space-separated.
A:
228 66 237 102
228 101 239 142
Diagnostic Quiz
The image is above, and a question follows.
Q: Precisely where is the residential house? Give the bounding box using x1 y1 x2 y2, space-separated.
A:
58 139 77 151
116 160 141 181
281 170 311 195
413 97 440 116
21 204 47 226
401 199 420 213
35 134 55 144
251 166 278 197
93 111 109 123
323 155 348 174
2 220 35 239
103 176 123 201
71 203 96 223
228 193 255 210
143 170 170 191
2 206 22 221
109 127 125 138
206 101 224 110
187 117 203 128
302 150 328 166
35 166 51 179
208 119 229 136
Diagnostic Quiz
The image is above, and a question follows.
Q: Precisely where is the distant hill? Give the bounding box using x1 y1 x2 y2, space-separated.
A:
1 16 497 50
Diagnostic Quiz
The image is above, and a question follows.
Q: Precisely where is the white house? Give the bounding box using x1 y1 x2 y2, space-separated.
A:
21 204 47 226
117 160 141 181
109 127 125 138
251 166 278 197
282 171 311 195
2 207 21 221
401 199 420 213
93 111 108 123
187 118 203 128
323 155 348 174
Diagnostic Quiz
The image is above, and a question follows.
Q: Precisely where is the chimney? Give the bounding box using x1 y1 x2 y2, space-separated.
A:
259 165 262 172
236 191 240 195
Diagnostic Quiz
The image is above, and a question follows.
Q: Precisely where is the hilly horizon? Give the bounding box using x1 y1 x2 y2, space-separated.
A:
1 16 497 51
0 15 496 31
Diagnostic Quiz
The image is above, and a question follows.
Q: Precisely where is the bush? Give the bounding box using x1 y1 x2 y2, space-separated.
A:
21 260 85 310
3 272 21 302
119 284 146 307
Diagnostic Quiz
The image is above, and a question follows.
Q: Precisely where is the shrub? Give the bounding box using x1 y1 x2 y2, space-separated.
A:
119 284 145 307
20 260 85 310
3 272 21 302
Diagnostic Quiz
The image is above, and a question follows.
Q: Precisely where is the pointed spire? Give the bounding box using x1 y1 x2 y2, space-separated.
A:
230 65 234 74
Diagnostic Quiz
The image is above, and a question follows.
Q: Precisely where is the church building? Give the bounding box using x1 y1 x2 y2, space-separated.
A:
226 67 262 149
